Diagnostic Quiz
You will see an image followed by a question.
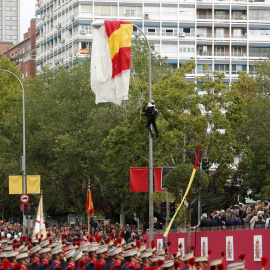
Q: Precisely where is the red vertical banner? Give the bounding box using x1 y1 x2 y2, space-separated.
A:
130 168 149 192
154 167 164 192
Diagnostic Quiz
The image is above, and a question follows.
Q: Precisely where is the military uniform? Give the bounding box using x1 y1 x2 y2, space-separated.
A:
38 259 51 270
30 258 40 270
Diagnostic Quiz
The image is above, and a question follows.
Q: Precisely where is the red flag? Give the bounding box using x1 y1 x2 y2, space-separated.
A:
86 189 94 216
154 167 164 192
130 168 148 192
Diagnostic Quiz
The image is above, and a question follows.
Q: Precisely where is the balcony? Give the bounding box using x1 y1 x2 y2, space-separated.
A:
214 15 230 20
197 15 212 19
214 51 230 56
197 51 212 56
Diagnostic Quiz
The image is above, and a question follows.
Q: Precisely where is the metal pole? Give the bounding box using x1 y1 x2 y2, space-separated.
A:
88 180 91 235
0 69 27 231
90 21 154 242
133 25 153 243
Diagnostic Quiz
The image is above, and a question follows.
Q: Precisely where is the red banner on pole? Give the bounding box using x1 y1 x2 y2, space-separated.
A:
154 167 164 192
130 168 148 192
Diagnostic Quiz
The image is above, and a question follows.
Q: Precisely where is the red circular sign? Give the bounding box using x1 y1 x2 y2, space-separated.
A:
20 194 29 203
20 204 25 212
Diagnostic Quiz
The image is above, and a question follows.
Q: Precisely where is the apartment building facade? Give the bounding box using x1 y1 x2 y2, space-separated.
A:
35 0 270 84
1 19 36 78
0 0 20 45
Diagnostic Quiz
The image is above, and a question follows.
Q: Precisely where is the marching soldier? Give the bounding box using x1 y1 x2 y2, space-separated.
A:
80 243 90 263
72 251 83 270
16 253 30 270
49 247 64 270
109 247 124 270
64 250 76 270
122 250 137 270
195 257 208 270
29 245 41 270
140 251 153 270
181 253 194 270
209 259 222 270
7 251 18 269
96 246 108 266
85 245 99 270
38 248 52 270
163 260 174 270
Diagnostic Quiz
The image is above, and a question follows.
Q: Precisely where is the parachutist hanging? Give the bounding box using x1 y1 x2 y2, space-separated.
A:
143 100 159 138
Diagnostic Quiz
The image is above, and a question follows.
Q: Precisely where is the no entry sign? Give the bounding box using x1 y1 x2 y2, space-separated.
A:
20 194 29 203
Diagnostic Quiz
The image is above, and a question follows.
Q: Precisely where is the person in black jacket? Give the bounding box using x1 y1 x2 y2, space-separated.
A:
143 100 159 138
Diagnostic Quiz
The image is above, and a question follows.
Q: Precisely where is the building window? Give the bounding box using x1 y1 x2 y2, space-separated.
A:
216 28 225 38
5 17 11 20
12 16 17 20
5 35 11 39
5 26 11 30
233 47 242 56
232 65 246 74
12 35 17 40
216 46 225 56
0 26 2 30
125 9 136 17
214 64 229 73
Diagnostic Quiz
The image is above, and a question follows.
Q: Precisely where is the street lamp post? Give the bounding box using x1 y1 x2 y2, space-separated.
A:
0 69 27 229
91 21 154 242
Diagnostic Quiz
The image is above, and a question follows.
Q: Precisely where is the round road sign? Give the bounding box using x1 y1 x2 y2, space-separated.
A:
20 194 29 203
20 204 25 212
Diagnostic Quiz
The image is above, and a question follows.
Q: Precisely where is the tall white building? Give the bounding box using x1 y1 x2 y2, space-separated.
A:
35 0 270 84
0 0 20 44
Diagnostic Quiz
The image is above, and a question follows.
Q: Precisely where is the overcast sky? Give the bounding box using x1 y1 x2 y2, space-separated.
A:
20 0 36 41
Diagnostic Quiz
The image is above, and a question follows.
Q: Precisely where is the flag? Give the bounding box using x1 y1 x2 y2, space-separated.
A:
32 195 46 239
91 20 133 105
130 168 149 192
163 142 202 237
154 167 163 192
9 176 22 194
27 175 41 194
86 188 94 216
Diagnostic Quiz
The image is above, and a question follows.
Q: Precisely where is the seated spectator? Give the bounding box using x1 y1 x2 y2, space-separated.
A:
249 210 258 229
254 212 265 229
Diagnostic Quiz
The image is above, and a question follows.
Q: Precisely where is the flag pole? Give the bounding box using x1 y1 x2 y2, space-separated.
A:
91 20 153 242
88 180 91 235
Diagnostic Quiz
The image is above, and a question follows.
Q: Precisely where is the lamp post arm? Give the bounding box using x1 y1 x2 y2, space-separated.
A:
0 69 26 194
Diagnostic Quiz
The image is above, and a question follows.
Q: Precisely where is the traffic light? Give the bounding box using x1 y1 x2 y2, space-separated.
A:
161 201 166 218
136 206 141 219
23 203 29 215
201 158 209 173
170 202 176 218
